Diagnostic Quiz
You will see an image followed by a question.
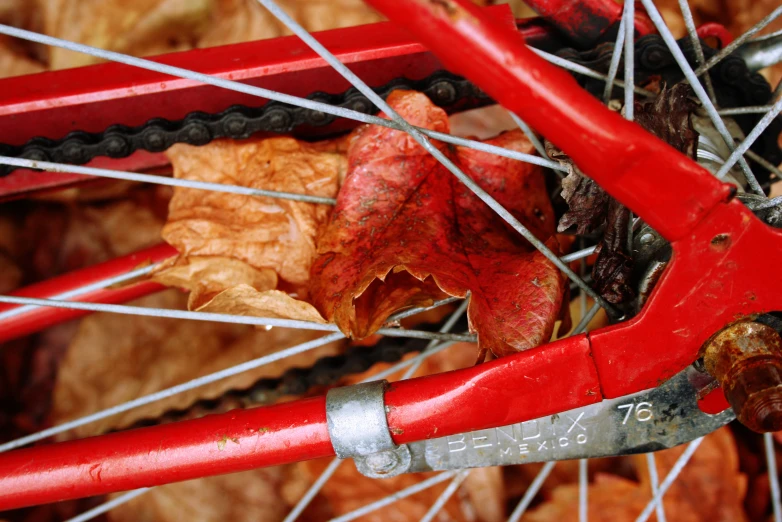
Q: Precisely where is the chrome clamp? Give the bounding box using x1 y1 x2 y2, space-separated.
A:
326 380 412 478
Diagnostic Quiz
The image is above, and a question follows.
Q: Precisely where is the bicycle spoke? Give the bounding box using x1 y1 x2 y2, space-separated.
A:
623 0 635 122
561 245 598 264
766 433 782 522
329 471 458 522
638 0 762 195
0 264 159 322
678 0 718 104
508 461 556 522
284 458 346 522
65 489 150 522
0 156 337 205
420 470 470 522
694 6 782 78
0 295 474 343
718 106 773 116
402 299 468 380
602 15 626 104
531 48 655 98
716 95 782 178
0 332 344 453
253 0 616 317
383 296 462 323
634 438 703 522
509 112 550 159
645 453 667 522
0 26 569 173
579 458 588 522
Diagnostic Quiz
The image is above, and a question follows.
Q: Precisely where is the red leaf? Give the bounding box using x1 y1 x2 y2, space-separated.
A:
311 90 566 357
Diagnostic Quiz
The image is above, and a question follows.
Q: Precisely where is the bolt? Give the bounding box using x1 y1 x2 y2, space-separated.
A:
364 450 400 475
639 233 655 245
703 322 782 432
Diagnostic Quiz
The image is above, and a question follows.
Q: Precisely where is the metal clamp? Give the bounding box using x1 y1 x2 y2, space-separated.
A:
326 381 412 478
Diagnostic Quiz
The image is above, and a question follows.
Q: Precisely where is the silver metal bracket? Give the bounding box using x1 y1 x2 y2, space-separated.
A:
405 366 734 472
326 380 412 478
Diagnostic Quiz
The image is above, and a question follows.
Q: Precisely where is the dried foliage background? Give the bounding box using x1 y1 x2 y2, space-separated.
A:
0 1 780 521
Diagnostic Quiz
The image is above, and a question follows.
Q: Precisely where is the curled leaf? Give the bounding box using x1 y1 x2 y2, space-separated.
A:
197 284 326 323
311 90 565 357
634 83 699 159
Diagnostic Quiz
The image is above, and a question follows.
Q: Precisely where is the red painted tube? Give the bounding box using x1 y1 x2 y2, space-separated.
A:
385 334 601 442
0 336 599 509
696 22 734 47
0 396 331 511
0 243 175 343
364 0 733 242
524 0 654 46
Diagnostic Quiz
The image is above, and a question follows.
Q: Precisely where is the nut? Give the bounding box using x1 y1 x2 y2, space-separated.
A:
703 322 782 432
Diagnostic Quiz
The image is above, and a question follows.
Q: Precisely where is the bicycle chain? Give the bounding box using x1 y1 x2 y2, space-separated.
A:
21 35 769 431
1 35 779 178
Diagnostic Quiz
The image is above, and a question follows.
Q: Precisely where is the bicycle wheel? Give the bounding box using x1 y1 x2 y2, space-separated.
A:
0 0 781 520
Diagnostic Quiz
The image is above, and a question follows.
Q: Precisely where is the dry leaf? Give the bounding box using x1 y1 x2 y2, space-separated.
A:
38 0 213 70
0 35 44 79
163 137 344 289
109 467 295 522
312 90 565 358
51 290 343 436
521 427 747 522
152 256 279 309
198 284 326 323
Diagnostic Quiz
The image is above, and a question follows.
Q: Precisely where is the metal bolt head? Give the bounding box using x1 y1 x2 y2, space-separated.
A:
364 450 400 475
703 322 782 432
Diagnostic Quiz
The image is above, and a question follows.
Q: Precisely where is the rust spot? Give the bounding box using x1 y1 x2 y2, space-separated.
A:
703 322 782 432
390 427 405 436
709 233 731 252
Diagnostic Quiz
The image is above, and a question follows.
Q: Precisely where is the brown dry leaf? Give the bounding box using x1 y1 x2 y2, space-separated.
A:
163 137 344 289
521 427 747 522
38 0 213 70
152 256 278 309
198 284 327 323
109 466 296 522
199 0 383 48
51 290 343 437
0 35 44 79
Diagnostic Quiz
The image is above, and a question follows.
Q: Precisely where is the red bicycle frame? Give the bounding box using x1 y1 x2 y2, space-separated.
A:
0 0 774 511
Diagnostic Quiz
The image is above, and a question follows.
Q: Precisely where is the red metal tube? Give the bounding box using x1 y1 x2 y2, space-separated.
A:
364 0 733 243
696 22 734 47
0 336 600 509
0 243 175 343
0 396 331 511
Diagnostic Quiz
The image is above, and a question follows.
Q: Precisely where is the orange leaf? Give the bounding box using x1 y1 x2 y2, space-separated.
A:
311 90 564 357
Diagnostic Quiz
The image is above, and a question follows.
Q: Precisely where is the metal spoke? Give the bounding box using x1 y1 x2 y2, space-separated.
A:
0 295 474 343
638 0 763 195
509 112 550 159
716 95 782 178
328 471 458 522
579 458 588 522
694 6 782 78
283 301 466 521
65 489 150 522
745 149 782 180
623 0 635 121
0 332 344 453
719 106 773 116
561 245 597 264
530 48 655 98
507 461 556 522
420 470 470 522
603 15 626 104
0 156 337 205
253 0 616 316
634 437 703 522
283 458 346 522
766 433 782 522
0 264 159 322
384 296 462 323
0 26 568 173
572 302 601 335
678 0 718 104
402 299 468 380
645 453 667 522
